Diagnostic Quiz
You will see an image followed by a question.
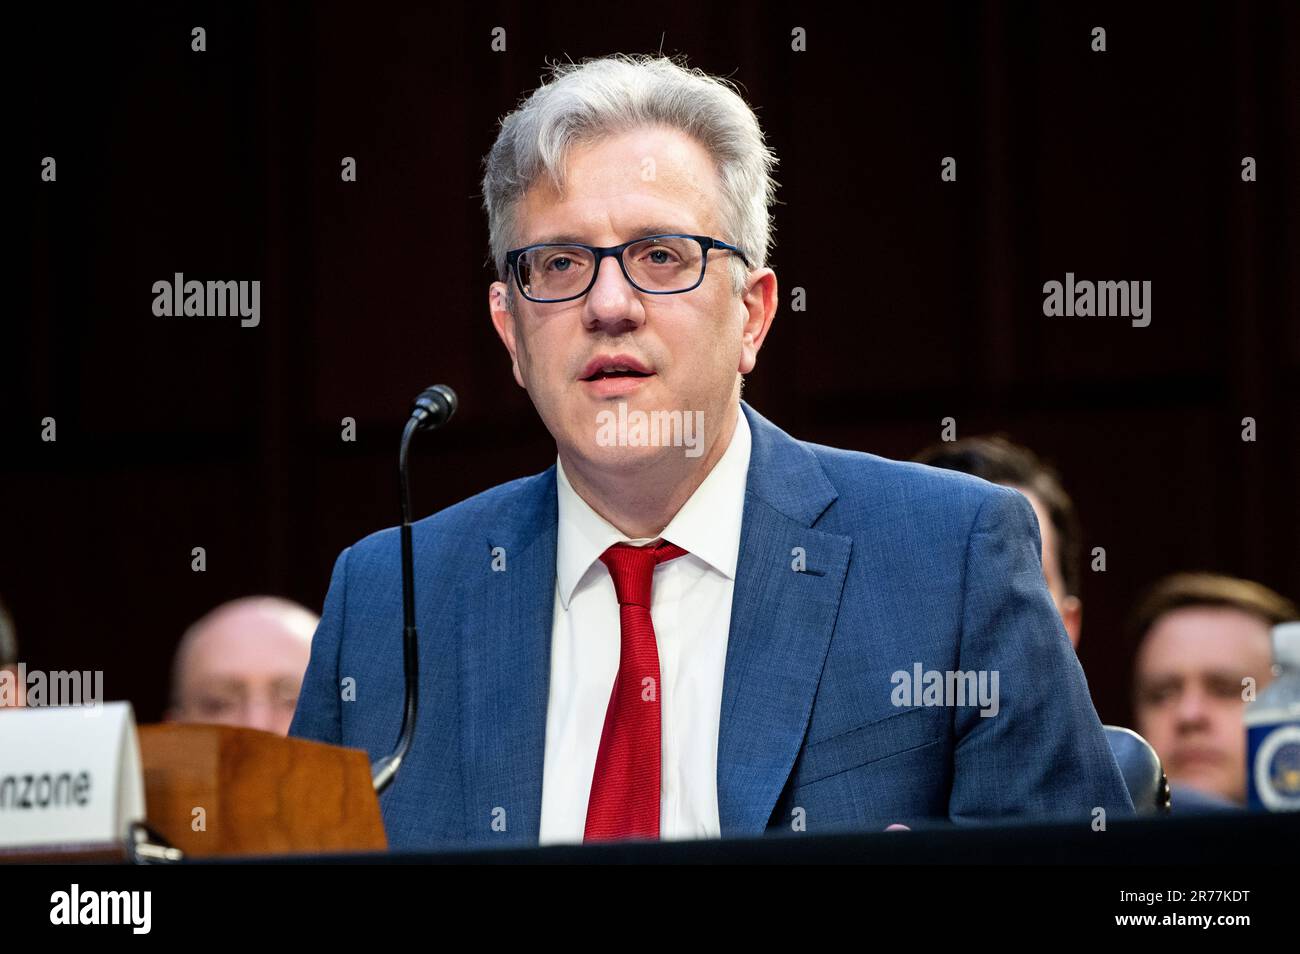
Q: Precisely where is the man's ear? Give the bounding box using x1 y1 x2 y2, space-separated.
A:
1061 595 1083 650
738 268 778 375
489 281 526 389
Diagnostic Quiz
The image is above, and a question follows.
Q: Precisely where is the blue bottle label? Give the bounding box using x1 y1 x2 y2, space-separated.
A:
1247 720 1300 812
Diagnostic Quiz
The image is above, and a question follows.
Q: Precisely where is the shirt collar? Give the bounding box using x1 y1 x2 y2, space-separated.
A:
555 406 752 609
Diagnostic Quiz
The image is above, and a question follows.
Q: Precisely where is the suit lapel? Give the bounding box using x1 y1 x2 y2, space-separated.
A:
457 404 851 845
460 469 557 847
716 404 853 836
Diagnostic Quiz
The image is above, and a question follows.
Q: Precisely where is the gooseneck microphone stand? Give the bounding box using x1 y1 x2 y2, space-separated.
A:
371 384 457 794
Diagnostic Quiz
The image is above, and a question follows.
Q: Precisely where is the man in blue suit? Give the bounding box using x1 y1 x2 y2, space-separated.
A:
290 54 1132 850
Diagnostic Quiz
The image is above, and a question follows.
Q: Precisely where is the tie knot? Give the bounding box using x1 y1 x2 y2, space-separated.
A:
599 540 688 607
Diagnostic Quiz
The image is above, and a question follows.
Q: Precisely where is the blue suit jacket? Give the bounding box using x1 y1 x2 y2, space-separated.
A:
290 402 1133 849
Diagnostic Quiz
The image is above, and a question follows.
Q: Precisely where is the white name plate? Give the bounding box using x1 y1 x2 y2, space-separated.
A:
0 702 145 849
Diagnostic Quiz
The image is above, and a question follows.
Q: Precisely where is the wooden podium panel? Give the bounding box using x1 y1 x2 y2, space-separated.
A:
138 724 387 858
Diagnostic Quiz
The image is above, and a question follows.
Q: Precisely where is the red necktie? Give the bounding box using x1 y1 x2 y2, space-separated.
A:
583 539 688 842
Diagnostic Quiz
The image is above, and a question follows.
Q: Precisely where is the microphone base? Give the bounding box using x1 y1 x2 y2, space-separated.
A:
371 754 402 794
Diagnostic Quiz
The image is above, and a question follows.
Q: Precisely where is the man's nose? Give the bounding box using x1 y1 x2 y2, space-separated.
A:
582 254 643 332
1174 685 1212 730
243 699 279 734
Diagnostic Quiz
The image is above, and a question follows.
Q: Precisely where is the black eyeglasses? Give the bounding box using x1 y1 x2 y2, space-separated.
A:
505 233 752 304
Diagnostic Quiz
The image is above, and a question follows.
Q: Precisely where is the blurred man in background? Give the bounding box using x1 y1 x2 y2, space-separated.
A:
0 598 22 708
915 436 1083 648
166 596 318 736
1130 573 1297 807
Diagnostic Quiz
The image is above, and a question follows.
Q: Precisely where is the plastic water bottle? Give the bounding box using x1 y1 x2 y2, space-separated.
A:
1246 621 1300 812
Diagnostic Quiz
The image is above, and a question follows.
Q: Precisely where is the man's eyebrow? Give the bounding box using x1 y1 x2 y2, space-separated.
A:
1201 669 1251 686
526 225 694 246
1135 671 1188 695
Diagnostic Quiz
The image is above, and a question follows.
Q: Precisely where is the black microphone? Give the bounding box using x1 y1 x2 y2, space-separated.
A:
409 384 457 431
371 384 458 794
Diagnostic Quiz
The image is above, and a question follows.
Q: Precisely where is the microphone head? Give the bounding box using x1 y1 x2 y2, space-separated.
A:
411 384 457 429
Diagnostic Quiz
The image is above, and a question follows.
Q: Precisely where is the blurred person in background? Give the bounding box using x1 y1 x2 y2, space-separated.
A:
915 436 1083 649
166 596 318 736
0 597 23 708
1130 572 1298 809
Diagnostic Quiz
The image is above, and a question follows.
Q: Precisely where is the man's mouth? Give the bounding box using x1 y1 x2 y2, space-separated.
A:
578 355 655 382
582 367 653 381
1172 747 1226 768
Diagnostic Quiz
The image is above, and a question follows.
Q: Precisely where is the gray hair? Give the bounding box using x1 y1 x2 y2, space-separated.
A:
480 54 779 303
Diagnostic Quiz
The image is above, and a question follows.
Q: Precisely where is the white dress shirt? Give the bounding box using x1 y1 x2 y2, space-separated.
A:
538 408 752 844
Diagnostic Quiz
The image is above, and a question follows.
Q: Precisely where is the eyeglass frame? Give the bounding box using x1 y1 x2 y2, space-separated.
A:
504 233 753 304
